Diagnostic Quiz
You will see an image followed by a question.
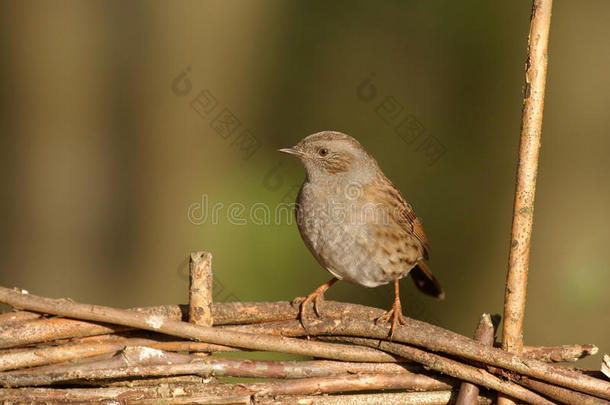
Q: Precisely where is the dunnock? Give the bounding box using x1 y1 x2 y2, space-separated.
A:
279 131 444 337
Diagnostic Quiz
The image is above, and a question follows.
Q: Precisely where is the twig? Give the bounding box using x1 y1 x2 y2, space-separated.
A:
0 305 184 349
522 344 599 363
0 302 308 348
517 376 608 405
0 317 126 349
0 310 41 325
1 288 608 400
0 385 252 404
101 374 208 387
501 1 553 402
212 299 380 325
2 325 592 382
0 289 407 364
0 334 239 372
456 314 496 405
1 347 199 386
2 349 453 389
7 352 119 376
146 339 241 353
237 374 449 397
3 324 395 365
0 301 373 349
5 369 454 395
3 304 596 363
322 336 554 405
0 340 125 371
228 319 598 362
259 317 610 400
0 386 494 404
189 251 213 326
58 333 243 353
258 392 494 405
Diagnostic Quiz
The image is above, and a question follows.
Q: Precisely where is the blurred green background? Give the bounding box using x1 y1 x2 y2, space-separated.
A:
0 1 608 368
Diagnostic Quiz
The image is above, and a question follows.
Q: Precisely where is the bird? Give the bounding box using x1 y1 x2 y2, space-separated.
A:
279 131 444 337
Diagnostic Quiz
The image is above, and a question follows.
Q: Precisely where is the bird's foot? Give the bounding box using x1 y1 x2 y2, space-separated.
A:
375 300 407 340
299 289 326 320
296 290 325 336
297 278 338 326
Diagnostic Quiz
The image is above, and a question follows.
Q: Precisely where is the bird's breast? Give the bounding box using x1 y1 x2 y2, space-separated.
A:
296 182 415 287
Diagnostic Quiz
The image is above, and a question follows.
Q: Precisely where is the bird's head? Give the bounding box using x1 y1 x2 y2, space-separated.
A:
279 131 379 183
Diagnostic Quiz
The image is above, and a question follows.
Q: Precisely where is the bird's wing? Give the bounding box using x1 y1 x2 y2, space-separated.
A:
398 201 430 259
370 176 430 259
361 174 443 298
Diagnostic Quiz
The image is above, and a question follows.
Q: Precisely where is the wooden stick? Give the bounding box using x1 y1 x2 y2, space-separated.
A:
0 385 253 404
523 344 599 363
2 329 595 382
146 339 240 353
516 376 608 405
3 304 598 363
0 289 399 364
1 357 454 390
488 367 609 405
603 354 610 379
1 288 608 400
0 341 125 371
327 336 554 405
259 392 494 405
0 333 242 372
0 310 41 325
100 374 208 387
188 251 213 326
277 317 610 400
500 1 553 403
0 317 127 349
0 304 183 349
0 337 523 403
0 387 494 404
2 346 197 382
231 374 448 397
456 314 496 405
227 319 599 362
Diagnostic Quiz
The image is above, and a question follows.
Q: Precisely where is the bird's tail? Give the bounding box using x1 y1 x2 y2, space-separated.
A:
410 260 445 300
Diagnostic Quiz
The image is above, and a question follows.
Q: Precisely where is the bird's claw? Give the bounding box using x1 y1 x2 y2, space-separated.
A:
376 304 407 340
299 290 325 321
297 278 338 325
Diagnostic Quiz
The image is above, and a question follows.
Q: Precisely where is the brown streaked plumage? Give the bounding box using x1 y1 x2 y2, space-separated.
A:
279 131 444 337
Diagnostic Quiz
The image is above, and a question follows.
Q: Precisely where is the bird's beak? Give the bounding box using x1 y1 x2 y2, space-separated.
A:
278 147 304 157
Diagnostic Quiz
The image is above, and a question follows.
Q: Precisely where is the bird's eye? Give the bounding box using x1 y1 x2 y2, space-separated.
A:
318 148 328 157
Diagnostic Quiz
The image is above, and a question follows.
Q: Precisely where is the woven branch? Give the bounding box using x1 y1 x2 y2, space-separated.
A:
0 287 607 404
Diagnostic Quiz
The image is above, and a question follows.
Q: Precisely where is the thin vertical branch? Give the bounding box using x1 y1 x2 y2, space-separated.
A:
456 314 496 405
602 354 610 380
500 1 553 404
189 252 213 326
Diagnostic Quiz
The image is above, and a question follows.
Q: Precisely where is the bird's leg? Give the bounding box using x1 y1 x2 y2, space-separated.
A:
376 278 407 339
299 277 338 319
